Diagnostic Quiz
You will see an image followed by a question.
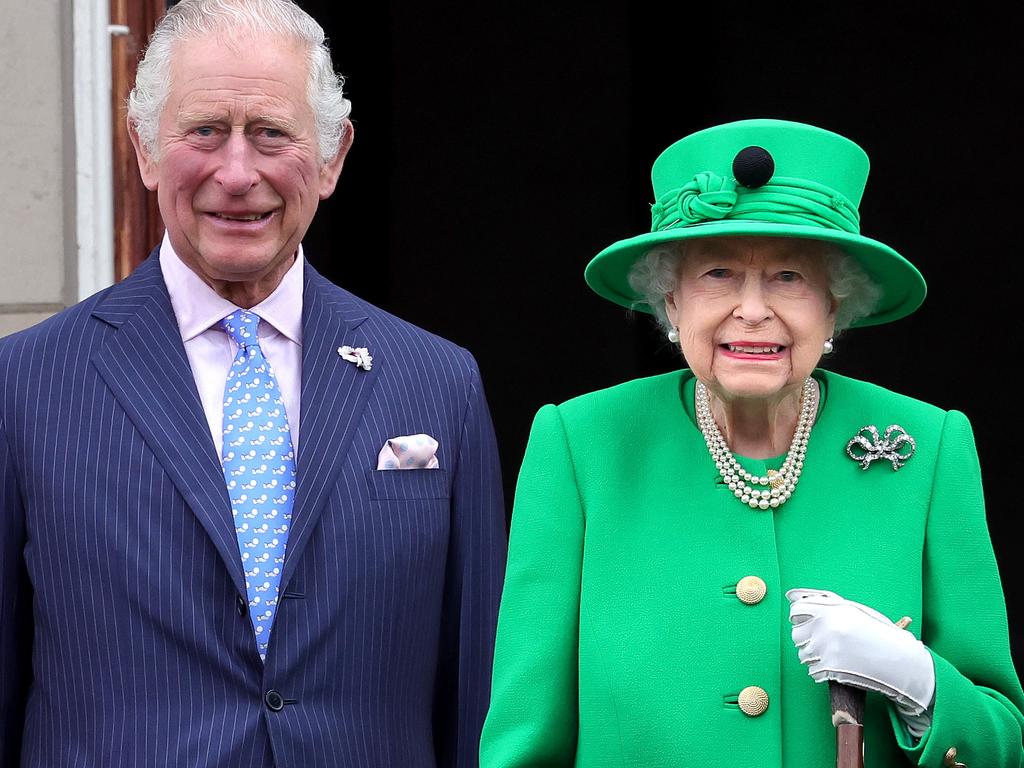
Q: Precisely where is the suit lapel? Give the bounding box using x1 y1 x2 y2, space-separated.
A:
90 254 246 597
279 265 379 593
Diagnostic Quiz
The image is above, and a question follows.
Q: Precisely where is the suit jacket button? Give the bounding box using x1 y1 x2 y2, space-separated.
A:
736 576 767 605
236 596 248 617
265 690 285 712
738 686 770 717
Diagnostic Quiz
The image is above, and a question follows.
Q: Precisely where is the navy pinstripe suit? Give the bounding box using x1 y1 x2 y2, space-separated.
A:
0 250 507 767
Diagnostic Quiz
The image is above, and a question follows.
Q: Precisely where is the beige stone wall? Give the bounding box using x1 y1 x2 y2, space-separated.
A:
0 0 76 337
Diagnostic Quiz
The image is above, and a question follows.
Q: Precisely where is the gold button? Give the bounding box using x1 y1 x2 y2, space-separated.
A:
738 686 769 717
736 576 767 605
944 747 966 767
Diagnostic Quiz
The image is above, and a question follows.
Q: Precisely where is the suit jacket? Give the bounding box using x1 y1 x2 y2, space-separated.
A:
0 250 507 767
480 369 1024 767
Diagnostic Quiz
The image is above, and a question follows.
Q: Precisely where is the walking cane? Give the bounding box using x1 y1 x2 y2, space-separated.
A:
829 616 912 768
830 682 865 768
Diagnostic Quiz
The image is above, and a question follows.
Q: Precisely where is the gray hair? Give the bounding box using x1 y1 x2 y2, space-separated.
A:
128 0 351 164
627 239 882 338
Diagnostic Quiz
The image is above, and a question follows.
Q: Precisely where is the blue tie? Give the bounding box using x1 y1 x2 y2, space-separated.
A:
219 310 296 660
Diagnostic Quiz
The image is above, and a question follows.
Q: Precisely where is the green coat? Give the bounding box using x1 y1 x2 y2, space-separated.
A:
480 369 1024 767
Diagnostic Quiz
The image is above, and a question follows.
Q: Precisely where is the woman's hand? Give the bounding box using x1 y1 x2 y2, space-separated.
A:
786 588 935 719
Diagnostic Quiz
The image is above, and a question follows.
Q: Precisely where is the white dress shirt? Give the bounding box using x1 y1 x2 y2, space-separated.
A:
159 233 304 458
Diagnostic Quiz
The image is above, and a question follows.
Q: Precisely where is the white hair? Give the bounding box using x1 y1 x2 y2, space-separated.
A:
627 238 882 338
128 0 351 164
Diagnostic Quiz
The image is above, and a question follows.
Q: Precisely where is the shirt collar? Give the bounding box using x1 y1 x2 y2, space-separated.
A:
159 232 305 346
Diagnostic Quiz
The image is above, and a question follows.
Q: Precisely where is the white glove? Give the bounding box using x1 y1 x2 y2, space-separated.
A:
786 588 935 727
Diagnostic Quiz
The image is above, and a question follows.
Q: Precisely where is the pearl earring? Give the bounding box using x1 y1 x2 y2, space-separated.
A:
668 328 680 343
823 337 834 355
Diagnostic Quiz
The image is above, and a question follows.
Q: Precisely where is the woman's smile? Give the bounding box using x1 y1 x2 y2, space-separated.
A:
718 341 786 360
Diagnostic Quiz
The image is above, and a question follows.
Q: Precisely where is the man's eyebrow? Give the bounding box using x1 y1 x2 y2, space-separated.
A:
250 114 299 131
176 110 225 125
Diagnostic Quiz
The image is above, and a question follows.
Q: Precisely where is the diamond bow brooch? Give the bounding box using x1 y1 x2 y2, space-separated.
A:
338 345 373 371
846 424 916 471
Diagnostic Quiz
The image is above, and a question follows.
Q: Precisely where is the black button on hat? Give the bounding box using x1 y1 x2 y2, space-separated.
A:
732 146 775 188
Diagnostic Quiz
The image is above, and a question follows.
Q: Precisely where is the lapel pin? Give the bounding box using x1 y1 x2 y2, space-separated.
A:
338 345 373 371
846 424 916 471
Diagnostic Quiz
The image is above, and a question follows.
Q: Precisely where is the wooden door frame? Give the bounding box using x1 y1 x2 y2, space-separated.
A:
110 0 166 279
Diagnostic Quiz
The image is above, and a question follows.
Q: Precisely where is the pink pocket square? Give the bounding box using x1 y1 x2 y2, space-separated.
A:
377 434 440 470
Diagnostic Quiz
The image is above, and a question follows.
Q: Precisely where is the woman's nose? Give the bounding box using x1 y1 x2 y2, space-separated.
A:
732 277 773 325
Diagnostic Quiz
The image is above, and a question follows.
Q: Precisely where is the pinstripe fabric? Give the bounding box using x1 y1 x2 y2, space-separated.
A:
0 249 507 767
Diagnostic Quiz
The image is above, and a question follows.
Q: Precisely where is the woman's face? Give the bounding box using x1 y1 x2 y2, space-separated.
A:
665 237 837 403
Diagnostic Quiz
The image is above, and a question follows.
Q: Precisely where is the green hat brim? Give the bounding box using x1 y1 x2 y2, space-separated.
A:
584 221 926 328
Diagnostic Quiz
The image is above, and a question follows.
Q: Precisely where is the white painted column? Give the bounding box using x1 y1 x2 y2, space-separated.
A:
73 0 116 300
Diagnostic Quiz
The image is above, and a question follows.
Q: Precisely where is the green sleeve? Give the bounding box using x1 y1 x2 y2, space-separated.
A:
480 404 582 767
891 409 1024 766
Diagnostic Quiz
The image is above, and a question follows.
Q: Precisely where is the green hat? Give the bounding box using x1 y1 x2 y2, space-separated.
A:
584 119 926 327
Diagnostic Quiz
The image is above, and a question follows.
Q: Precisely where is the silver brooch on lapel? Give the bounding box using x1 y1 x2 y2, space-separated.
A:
338 345 373 371
846 424 916 471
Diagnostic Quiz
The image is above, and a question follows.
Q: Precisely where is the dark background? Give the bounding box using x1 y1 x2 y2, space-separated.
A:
291 2 1022 664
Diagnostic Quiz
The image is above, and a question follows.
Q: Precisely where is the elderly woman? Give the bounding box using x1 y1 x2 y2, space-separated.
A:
479 119 1024 767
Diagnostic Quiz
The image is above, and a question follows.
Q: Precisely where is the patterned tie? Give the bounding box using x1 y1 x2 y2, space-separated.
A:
219 309 296 660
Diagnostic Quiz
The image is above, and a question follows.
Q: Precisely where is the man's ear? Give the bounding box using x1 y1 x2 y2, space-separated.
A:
318 119 355 200
128 118 160 191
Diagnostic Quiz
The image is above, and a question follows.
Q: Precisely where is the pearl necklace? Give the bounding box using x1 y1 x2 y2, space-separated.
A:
695 377 818 510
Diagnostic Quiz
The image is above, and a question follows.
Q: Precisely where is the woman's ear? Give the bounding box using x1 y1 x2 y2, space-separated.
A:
664 290 680 328
827 294 839 336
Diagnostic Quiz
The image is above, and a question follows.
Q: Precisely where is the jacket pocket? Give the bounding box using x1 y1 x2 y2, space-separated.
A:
366 468 450 500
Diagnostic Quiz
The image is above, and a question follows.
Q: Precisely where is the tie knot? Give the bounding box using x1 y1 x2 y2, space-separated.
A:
219 310 261 348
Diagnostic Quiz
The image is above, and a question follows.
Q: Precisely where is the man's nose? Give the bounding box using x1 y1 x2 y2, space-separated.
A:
215 131 260 194
732 276 773 325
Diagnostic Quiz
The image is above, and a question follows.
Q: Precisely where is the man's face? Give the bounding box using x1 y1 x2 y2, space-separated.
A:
131 34 350 288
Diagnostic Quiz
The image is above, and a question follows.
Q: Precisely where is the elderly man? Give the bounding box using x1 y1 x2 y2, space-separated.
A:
0 1 506 765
